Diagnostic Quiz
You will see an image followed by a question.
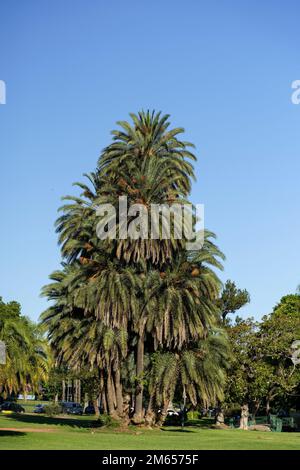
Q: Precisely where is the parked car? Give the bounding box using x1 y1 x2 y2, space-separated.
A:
61 402 83 415
84 405 95 415
167 408 180 417
0 402 25 413
33 404 46 413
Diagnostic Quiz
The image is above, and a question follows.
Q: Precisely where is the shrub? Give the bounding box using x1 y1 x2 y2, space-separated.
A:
44 403 62 416
187 410 200 421
97 414 120 428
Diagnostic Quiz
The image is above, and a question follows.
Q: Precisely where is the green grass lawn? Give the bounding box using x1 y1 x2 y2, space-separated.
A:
0 412 300 450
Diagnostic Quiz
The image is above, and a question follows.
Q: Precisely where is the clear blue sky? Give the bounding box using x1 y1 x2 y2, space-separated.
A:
0 0 299 321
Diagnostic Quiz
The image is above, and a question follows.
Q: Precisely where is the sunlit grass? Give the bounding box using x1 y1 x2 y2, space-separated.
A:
0 413 300 450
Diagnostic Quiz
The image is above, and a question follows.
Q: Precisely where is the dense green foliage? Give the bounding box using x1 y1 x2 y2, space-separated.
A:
224 294 300 414
0 297 48 397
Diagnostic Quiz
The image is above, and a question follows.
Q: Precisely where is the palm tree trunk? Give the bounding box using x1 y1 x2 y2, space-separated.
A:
74 379 78 403
106 367 117 418
111 371 117 409
76 379 81 403
133 334 145 423
62 379 66 402
145 392 155 426
102 390 107 414
114 368 124 417
84 392 89 410
93 398 100 416
156 398 170 426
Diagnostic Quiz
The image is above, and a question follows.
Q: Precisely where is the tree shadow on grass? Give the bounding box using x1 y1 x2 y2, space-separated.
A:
161 428 195 433
162 418 214 431
3 413 97 429
185 418 214 429
0 430 26 437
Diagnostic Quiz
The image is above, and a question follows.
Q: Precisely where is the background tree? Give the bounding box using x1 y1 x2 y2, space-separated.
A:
0 296 49 397
257 293 300 413
218 280 250 323
225 317 269 418
224 292 300 418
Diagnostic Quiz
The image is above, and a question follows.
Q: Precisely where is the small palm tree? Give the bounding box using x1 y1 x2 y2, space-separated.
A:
146 330 230 425
0 298 48 397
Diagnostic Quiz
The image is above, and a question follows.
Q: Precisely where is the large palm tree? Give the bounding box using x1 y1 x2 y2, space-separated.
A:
41 111 229 424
